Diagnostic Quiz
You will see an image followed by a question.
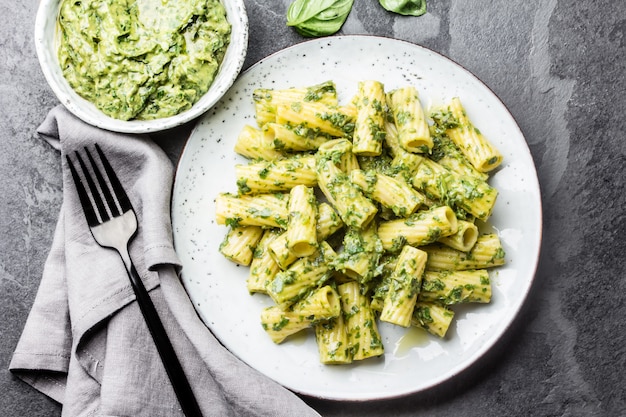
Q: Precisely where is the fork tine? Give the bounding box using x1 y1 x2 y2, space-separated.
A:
75 150 110 224
66 154 100 227
95 143 133 212
85 146 121 218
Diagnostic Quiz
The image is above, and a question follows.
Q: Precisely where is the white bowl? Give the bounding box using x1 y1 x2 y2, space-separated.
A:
34 0 248 134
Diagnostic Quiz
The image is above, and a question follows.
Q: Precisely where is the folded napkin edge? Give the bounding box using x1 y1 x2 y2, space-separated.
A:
143 243 182 271
9 350 70 372
9 351 69 404
70 273 159 339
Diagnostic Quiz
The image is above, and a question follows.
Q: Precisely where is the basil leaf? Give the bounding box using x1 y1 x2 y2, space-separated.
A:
287 0 354 37
379 0 427 16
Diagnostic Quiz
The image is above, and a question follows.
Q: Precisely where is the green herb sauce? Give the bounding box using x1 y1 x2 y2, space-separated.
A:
57 0 231 120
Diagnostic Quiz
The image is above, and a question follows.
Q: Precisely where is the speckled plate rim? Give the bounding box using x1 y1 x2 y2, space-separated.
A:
34 0 248 134
171 35 543 401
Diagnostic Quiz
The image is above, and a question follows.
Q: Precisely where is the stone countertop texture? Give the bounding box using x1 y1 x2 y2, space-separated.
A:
1 0 624 416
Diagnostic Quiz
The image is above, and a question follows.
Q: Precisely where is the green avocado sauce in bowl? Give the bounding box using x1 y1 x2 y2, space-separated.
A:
58 0 231 121
35 0 248 133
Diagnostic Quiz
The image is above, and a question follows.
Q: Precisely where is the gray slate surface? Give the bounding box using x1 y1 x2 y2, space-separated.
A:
1 0 624 416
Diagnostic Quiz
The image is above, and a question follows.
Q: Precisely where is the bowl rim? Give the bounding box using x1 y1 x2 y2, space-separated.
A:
34 0 249 134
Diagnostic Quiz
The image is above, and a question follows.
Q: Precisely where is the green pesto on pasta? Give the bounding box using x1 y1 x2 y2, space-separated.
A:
215 79 506 365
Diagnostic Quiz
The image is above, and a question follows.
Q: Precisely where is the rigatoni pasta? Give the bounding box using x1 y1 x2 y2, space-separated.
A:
317 138 360 173
387 86 432 153
419 269 491 304
411 301 455 338
235 155 317 195
214 79 507 366
350 169 424 217
352 80 387 156
331 221 383 284
261 285 341 343
247 229 282 294
286 185 318 257
314 313 352 364
437 219 479 252
377 205 458 251
234 124 284 161
268 202 343 270
253 80 339 127
429 127 489 181
215 192 289 229
338 281 384 361
263 122 331 152
437 97 503 173
316 157 378 229
266 242 337 309
276 101 355 138
380 245 427 327
424 233 506 271
219 225 264 266
412 156 498 221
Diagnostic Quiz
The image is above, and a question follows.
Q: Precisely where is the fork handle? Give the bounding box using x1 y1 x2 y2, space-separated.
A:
125 258 203 417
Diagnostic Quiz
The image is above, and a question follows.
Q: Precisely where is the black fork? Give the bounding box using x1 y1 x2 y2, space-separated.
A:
66 144 202 417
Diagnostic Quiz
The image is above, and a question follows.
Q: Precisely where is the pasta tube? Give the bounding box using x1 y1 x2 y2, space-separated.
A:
261 285 341 343
316 157 377 229
350 169 424 217
337 281 384 361
314 313 352 364
269 202 343 270
383 118 403 157
235 155 317 195
412 157 497 221
352 80 387 156
370 273 391 314
293 285 342 317
218 225 264 266
442 97 503 173
234 125 284 161
247 229 282 294
387 86 432 153
317 138 360 173
276 102 355 138
389 152 425 183
253 81 339 126
215 193 289 229
419 269 491 304
377 206 458 252
380 245 427 327
354 151 394 175
260 306 311 344
369 295 384 314
411 301 455 338
429 128 488 181
264 122 331 152
331 221 383 284
267 242 337 309
424 233 506 271
286 185 318 257
437 219 479 252
314 202 344 239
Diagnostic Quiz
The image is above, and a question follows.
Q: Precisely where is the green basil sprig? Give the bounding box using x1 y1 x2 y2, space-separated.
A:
379 0 427 16
286 0 354 37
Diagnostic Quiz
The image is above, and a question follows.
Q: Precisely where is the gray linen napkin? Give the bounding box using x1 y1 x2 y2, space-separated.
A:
9 105 321 417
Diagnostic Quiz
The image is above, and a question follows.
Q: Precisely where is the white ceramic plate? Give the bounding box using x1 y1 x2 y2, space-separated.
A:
34 0 248 134
171 35 542 401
